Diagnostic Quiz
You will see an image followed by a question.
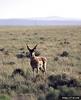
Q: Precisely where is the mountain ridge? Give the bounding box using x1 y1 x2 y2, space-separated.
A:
0 17 81 25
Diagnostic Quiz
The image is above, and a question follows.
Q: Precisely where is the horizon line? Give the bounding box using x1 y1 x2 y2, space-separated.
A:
0 16 81 20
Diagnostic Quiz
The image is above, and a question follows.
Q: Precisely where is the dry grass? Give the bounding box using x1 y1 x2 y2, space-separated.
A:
0 26 81 100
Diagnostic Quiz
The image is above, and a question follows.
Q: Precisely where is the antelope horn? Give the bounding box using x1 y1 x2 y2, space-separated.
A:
26 44 30 51
33 44 38 50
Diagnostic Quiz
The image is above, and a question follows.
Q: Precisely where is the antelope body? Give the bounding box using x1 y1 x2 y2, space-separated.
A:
27 45 47 77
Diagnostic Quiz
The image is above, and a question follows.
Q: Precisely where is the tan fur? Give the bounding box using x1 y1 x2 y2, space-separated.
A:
27 45 47 77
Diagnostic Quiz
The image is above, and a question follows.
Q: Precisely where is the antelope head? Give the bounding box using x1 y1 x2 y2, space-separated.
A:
26 44 37 57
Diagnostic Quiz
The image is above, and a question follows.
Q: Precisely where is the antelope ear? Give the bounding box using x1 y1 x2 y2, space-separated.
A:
33 44 38 50
26 44 30 51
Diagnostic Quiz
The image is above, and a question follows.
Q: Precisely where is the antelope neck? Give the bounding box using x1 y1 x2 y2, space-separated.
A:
30 53 35 59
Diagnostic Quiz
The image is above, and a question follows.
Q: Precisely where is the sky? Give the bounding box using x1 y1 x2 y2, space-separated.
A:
0 0 81 19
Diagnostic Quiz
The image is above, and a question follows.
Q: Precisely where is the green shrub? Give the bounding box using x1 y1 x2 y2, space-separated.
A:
38 95 46 100
46 89 60 100
19 84 32 93
26 51 30 58
0 95 11 100
59 86 80 96
35 50 41 56
48 87 54 93
39 37 45 41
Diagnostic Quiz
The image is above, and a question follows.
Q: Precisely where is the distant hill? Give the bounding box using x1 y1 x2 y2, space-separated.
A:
0 17 81 26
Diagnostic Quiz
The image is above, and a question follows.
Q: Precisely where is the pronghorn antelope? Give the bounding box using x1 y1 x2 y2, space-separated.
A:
26 44 47 77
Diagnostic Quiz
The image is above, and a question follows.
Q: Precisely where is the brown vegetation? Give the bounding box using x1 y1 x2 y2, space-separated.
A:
0 26 81 100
